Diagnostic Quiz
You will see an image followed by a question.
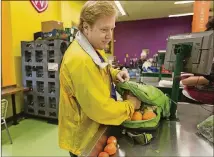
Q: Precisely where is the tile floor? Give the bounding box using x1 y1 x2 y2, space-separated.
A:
2 118 69 156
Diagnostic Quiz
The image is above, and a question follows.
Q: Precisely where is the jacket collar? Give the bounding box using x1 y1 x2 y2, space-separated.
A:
75 31 108 69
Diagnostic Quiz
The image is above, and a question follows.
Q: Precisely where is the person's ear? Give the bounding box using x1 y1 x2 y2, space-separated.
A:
83 22 90 35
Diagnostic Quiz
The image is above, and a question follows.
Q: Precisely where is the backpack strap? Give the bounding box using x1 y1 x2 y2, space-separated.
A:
126 131 153 145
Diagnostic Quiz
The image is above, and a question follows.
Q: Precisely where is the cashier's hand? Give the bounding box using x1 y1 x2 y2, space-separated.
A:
116 71 130 83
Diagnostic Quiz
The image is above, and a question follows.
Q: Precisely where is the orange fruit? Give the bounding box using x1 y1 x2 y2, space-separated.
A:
142 111 156 120
107 136 117 145
98 152 109 157
104 143 117 155
131 111 143 121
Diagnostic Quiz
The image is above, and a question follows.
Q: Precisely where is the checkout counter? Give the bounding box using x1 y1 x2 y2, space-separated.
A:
79 31 214 156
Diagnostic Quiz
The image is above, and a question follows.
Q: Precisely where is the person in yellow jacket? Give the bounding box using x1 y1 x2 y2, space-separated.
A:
58 1 141 156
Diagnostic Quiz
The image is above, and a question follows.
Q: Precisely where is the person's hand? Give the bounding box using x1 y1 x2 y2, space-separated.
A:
123 92 141 110
116 70 130 83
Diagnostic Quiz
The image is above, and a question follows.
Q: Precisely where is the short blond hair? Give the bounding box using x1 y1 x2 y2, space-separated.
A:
78 1 118 32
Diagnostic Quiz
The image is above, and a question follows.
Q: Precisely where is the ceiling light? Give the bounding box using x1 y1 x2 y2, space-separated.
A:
169 13 194 17
174 1 195 4
114 1 126 16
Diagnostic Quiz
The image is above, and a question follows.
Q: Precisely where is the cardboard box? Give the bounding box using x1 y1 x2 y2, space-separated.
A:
42 21 63 33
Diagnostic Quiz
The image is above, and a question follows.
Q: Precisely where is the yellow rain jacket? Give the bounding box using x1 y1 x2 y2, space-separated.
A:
58 32 135 155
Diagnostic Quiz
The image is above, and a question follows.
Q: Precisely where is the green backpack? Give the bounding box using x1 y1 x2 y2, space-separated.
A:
116 81 171 145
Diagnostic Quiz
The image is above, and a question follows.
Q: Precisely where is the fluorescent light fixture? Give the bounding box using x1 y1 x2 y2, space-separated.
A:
158 50 166 53
169 13 194 17
174 1 195 4
114 1 126 16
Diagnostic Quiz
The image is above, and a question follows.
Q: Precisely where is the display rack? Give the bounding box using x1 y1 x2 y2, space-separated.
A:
21 39 70 119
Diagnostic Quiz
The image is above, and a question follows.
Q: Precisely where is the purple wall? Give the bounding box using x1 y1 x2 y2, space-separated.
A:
114 16 192 64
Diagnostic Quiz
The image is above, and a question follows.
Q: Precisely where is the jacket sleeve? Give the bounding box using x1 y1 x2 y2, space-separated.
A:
109 67 121 82
67 61 134 125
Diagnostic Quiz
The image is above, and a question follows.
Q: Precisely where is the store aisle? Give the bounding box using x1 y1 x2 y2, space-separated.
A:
2 118 69 156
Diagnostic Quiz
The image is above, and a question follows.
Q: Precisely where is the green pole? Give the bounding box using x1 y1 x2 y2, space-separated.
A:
158 53 165 81
169 43 192 120
170 47 182 120
159 65 162 81
170 43 193 120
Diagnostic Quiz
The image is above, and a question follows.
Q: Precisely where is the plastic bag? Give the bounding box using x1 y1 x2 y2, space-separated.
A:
197 115 214 143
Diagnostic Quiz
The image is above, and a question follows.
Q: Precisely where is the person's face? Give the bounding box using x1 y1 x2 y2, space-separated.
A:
83 15 116 50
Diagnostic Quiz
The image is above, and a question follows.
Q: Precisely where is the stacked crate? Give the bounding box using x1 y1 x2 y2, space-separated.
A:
21 39 70 119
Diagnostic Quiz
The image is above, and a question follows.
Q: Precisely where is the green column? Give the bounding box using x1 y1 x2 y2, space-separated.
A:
170 52 182 120
170 44 192 120
158 53 165 81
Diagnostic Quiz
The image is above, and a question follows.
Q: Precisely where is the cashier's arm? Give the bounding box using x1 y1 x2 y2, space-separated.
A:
182 76 209 86
69 62 134 125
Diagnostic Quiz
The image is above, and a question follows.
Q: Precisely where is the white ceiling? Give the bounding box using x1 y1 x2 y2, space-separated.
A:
116 1 214 22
